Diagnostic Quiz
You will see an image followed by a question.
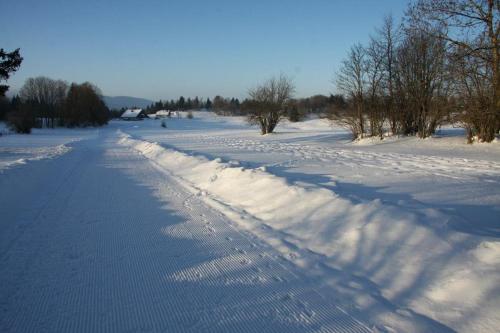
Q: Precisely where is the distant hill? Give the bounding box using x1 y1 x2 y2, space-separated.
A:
103 96 153 110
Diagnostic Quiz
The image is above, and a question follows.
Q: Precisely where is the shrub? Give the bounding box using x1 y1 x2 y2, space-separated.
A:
7 103 35 133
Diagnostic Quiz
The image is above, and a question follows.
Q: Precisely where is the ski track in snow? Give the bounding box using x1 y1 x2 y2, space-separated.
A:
0 130 372 333
120 117 500 333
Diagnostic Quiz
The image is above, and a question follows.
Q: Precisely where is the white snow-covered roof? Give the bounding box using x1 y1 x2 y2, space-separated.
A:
156 110 169 116
121 109 143 118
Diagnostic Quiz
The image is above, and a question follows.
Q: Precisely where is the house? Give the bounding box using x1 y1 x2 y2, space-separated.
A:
121 109 146 120
155 110 170 119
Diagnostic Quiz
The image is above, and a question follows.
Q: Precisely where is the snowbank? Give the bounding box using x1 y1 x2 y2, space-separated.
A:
278 117 335 132
0 144 72 172
118 131 500 332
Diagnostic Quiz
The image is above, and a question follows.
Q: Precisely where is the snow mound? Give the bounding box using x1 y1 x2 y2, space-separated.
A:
278 117 334 131
119 131 403 230
118 131 452 263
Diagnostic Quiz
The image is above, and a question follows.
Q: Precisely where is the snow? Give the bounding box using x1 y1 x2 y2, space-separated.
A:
473 241 500 265
0 144 71 171
0 124 97 172
1 114 499 332
121 108 143 118
116 113 500 332
0 128 372 332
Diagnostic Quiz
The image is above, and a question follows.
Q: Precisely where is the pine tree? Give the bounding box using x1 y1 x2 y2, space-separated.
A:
0 48 23 97
177 96 185 110
205 98 212 110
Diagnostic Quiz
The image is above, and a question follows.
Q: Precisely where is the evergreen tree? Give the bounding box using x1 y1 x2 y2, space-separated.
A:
0 48 23 97
205 98 212 110
177 96 185 110
0 96 10 120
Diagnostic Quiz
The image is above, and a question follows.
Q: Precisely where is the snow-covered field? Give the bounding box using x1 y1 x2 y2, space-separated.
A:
1 114 499 332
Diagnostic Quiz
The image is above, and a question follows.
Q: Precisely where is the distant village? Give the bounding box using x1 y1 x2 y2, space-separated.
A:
120 109 183 121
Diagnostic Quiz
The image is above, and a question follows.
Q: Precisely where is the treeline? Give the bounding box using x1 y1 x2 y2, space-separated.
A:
143 95 248 116
211 94 333 119
333 0 499 143
210 94 346 123
142 95 245 116
144 96 212 114
143 93 343 122
0 76 109 133
212 96 242 116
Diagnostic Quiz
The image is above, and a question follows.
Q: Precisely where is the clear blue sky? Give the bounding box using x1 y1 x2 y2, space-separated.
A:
2 0 408 101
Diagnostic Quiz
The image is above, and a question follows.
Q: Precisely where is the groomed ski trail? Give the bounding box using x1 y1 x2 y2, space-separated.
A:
0 130 373 333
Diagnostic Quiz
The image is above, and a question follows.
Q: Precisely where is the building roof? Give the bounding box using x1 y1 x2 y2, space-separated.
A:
121 109 143 118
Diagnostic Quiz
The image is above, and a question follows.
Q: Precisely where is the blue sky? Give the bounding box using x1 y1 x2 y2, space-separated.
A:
2 0 408 101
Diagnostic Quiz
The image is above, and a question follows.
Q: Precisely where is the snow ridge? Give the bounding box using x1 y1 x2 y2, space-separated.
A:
0 144 72 172
118 130 500 333
118 131 385 230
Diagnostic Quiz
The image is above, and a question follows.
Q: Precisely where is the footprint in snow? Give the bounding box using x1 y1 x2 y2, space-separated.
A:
252 276 266 283
240 258 251 265
298 304 315 318
231 247 247 254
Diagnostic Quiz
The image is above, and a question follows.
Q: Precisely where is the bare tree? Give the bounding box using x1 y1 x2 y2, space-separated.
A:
395 28 448 138
19 76 68 128
452 45 496 142
335 43 367 138
376 15 401 135
411 0 499 141
245 74 295 134
366 36 386 138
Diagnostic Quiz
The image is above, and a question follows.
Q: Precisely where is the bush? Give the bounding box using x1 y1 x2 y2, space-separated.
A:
7 103 35 133
287 105 303 122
